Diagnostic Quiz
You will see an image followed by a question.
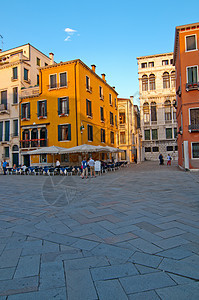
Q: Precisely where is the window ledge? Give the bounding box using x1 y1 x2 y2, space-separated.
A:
38 116 47 119
12 103 18 106
22 118 30 121
87 115 93 119
59 113 69 117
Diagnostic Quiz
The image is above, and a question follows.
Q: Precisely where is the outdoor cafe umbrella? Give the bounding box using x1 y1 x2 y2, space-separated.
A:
59 144 103 154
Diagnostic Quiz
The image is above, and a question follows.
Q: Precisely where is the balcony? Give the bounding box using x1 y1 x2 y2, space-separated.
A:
0 103 10 114
188 124 199 132
186 82 199 92
20 139 48 149
100 95 104 100
86 86 92 93
119 123 126 129
21 86 39 99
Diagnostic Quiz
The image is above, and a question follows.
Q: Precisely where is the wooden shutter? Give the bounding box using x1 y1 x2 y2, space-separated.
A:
58 125 61 141
68 124 71 140
58 98 61 115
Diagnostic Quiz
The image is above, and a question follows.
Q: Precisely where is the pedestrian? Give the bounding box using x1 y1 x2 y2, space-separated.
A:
167 154 172 166
55 159 60 167
88 157 96 178
3 159 8 175
81 157 88 179
159 153 164 165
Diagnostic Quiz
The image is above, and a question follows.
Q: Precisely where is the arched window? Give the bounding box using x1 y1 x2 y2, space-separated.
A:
163 72 170 89
151 102 157 122
164 100 172 122
31 129 38 147
12 145 19 152
142 75 148 91
143 102 150 123
149 74 155 90
171 71 176 88
22 129 30 148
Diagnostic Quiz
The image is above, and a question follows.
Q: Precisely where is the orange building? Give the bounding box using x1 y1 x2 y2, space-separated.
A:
174 22 199 170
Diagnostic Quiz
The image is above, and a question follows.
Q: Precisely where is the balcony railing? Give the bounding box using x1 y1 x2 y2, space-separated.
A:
188 124 199 132
20 139 48 148
0 103 10 113
86 86 92 93
186 82 199 92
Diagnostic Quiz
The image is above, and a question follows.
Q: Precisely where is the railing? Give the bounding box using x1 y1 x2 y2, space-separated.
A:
0 103 10 113
86 86 92 93
11 76 18 81
188 124 199 132
20 139 48 148
186 82 199 92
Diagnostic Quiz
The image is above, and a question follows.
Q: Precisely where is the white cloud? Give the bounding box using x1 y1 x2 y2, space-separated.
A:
64 36 71 42
64 28 77 35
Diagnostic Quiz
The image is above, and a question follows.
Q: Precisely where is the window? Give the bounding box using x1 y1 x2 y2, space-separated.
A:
167 146 173 151
86 99 92 117
12 145 19 152
174 127 177 138
145 147 151 152
119 112 125 124
120 132 126 144
115 115 117 127
110 131 114 144
142 75 148 91
21 103 30 119
0 122 3 141
58 124 71 141
186 35 197 51
144 129 150 140
162 60 168 65
4 147 9 158
151 102 157 122
115 98 117 109
175 145 178 151
192 143 199 158
109 94 112 105
163 72 170 89
171 71 176 88
110 112 114 125
12 67 18 80
45 63 48 66
164 100 172 122
152 147 159 152
5 121 10 141
86 76 90 90
149 74 155 90
187 66 198 84
148 62 154 67
166 128 172 139
13 120 18 137
40 154 47 163
37 75 39 86
170 59 173 65
121 150 126 160
1 90 7 109
101 129 105 143
87 125 93 141
24 68 29 81
100 107 104 121
143 102 150 123
50 74 57 88
190 108 199 125
22 129 30 148
61 153 69 163
12 87 18 105
60 72 67 87
37 100 47 118
36 57 40 66
141 62 147 68
31 129 38 147
99 86 104 100
58 97 69 115
40 128 47 147
152 129 158 140
173 108 177 121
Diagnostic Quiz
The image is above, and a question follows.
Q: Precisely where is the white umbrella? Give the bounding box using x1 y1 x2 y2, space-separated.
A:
27 145 69 155
59 144 103 154
100 146 124 153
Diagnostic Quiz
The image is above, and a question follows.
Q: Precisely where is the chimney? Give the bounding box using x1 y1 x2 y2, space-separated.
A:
130 96 134 104
101 73 106 82
49 52 54 65
91 64 96 72
112 86 115 90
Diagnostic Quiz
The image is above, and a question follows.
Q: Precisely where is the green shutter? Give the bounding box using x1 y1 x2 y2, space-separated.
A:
28 103 30 119
58 98 61 115
0 122 3 141
68 124 71 140
5 121 10 141
91 126 93 141
37 101 40 117
21 104 23 118
44 100 47 116
58 125 61 141
86 100 88 115
66 97 69 114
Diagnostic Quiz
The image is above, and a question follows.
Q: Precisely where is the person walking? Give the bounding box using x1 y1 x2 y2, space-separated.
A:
88 157 96 178
159 153 164 165
3 160 8 175
167 154 172 166
81 157 88 179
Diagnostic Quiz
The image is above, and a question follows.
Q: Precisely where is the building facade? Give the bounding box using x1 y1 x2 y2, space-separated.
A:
174 22 199 170
137 53 178 161
118 97 141 162
20 60 118 166
0 44 52 166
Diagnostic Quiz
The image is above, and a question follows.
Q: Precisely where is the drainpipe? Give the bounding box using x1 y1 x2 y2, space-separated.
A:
74 62 78 146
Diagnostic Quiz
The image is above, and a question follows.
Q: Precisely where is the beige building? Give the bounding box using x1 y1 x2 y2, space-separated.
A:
118 97 141 162
0 44 52 166
137 53 178 161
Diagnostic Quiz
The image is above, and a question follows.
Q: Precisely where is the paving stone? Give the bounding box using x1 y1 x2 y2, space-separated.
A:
156 246 193 260
135 264 159 275
154 236 189 250
156 227 186 238
0 248 22 268
120 271 176 294
7 287 66 300
95 279 128 300
129 251 163 268
41 249 83 263
91 243 134 260
128 238 162 254
135 221 163 233
42 232 77 246
168 273 196 284
39 261 65 290
156 282 199 300
14 255 40 278
0 267 15 280
64 256 109 270
128 290 160 300
71 239 99 250
0 276 38 296
66 268 97 299
91 263 138 280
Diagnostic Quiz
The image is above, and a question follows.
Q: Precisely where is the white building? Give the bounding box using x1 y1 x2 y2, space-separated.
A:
0 44 52 166
137 53 178 161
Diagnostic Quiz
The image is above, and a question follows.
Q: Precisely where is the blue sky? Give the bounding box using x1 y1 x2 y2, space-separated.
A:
1 0 198 105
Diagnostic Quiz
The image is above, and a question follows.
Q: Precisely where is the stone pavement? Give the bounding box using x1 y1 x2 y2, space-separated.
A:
0 161 199 299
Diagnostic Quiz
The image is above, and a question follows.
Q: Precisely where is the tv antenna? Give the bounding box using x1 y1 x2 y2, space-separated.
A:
0 35 3 50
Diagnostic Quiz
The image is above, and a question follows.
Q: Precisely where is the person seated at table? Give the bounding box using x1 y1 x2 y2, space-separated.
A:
56 159 60 167
21 164 27 174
